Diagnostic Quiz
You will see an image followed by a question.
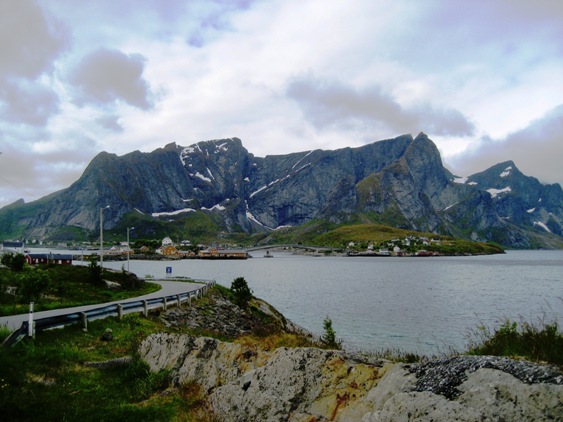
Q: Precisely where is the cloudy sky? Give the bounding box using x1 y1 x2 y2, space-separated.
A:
1 0 562 208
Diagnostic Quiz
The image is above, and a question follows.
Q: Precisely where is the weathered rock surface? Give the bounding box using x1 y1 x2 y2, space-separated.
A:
159 292 310 340
138 333 563 421
360 364 563 422
139 333 389 421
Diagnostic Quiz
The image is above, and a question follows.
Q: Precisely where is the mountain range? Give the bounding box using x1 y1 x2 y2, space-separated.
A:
1 133 562 248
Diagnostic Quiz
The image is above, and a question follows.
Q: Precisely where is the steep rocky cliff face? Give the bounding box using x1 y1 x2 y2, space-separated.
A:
458 161 563 237
2 133 562 248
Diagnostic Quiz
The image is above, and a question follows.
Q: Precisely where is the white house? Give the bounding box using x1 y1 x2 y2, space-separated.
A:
1 241 25 254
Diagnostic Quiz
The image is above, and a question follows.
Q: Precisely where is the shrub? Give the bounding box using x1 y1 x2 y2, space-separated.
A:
321 316 340 349
467 319 563 366
88 259 103 286
230 277 253 308
1 253 26 272
17 267 51 302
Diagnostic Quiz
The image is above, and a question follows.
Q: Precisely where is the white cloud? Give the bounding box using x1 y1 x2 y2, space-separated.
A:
68 48 154 109
1 0 563 209
0 0 67 129
286 74 475 137
448 104 563 185
0 0 67 79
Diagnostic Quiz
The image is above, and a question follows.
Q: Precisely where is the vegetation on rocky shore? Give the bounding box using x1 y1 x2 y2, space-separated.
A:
0 281 322 420
0 272 563 421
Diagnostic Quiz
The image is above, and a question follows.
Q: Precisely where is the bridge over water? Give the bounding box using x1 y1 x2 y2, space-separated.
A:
246 244 340 253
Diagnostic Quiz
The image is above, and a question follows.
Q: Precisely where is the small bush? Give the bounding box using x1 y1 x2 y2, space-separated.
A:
321 316 341 349
467 319 563 366
230 277 253 308
17 267 50 302
88 259 103 286
1 253 26 272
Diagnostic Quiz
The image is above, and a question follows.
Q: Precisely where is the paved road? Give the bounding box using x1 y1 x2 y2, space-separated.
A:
0 280 202 331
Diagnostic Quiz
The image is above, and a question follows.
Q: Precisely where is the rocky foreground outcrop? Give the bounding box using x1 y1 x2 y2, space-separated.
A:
139 332 563 421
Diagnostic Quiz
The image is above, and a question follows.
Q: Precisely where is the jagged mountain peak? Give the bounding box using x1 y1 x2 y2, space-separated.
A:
0 134 562 248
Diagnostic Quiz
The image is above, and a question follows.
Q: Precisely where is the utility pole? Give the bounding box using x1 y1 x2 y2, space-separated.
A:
127 226 134 272
99 206 110 272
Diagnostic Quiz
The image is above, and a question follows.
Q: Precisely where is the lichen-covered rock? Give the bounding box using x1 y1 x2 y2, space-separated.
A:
160 293 314 342
209 346 384 422
365 367 563 421
139 334 563 422
139 333 272 392
409 355 563 398
139 333 385 421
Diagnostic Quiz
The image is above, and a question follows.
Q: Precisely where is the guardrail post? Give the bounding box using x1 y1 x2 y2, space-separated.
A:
163 297 168 310
188 292 192 307
80 312 88 331
142 300 148 317
177 294 181 309
28 302 34 338
118 304 123 320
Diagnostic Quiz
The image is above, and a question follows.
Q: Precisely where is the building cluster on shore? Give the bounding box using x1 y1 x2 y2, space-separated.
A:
0 237 250 265
348 235 444 257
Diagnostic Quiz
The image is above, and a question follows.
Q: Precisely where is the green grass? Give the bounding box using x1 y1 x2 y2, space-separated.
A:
467 319 563 367
0 266 161 316
0 315 184 421
0 284 316 421
0 325 11 343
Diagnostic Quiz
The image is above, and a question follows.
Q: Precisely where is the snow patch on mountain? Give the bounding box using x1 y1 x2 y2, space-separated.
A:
487 187 512 198
192 172 212 183
202 204 226 211
500 166 512 178
152 208 196 217
534 221 551 233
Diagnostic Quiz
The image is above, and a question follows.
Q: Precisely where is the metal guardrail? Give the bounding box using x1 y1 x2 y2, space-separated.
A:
2 280 216 347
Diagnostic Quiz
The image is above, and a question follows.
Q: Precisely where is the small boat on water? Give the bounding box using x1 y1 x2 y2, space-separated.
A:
264 250 274 258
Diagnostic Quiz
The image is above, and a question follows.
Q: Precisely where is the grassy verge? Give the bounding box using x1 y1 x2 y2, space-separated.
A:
0 285 316 421
0 314 184 421
0 266 161 316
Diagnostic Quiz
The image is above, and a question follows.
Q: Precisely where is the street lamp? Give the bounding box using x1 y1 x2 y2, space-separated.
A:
99 206 110 272
127 226 134 272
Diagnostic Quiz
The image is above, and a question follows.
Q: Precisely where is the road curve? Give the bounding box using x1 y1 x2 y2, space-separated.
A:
0 280 202 331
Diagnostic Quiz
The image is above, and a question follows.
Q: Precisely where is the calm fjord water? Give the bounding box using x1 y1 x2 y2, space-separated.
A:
105 250 563 355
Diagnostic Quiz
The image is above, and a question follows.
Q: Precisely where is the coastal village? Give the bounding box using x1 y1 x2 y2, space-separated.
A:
1 234 456 267
0 237 249 265
347 235 444 257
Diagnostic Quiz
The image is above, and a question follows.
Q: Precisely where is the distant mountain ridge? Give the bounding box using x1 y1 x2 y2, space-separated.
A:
1 133 562 248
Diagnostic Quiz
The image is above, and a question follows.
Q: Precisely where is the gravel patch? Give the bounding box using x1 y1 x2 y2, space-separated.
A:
409 355 563 399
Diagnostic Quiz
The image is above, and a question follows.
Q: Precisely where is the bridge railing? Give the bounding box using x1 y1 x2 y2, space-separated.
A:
2 280 216 347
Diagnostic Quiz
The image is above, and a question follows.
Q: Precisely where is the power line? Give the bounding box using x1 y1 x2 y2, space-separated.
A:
0 174 38 199
0 153 39 200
